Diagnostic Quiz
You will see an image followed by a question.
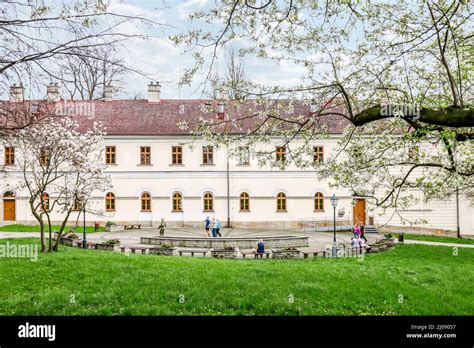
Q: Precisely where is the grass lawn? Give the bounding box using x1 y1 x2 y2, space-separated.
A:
393 233 474 245
1 238 473 315
0 224 105 233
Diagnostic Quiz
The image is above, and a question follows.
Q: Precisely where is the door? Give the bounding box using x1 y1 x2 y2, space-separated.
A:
4 199 15 221
353 199 366 225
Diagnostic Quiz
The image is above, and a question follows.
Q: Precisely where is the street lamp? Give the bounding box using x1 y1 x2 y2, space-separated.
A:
81 198 87 249
330 194 339 257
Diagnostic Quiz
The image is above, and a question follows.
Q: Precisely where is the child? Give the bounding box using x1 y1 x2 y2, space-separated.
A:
205 216 211 237
353 223 360 238
351 237 359 248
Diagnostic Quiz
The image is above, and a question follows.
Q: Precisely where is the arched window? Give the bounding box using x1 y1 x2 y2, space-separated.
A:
141 192 151 212
314 192 324 211
276 192 286 212
240 192 250 211
203 192 213 212
105 192 115 211
3 191 14 198
172 192 183 212
41 192 50 212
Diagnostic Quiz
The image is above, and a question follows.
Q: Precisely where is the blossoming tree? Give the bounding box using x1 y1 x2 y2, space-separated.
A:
173 0 473 223
8 117 111 252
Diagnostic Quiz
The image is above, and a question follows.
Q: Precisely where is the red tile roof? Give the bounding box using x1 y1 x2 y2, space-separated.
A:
3 99 351 135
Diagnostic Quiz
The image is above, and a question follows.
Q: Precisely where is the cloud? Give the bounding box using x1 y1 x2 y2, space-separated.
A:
176 0 210 20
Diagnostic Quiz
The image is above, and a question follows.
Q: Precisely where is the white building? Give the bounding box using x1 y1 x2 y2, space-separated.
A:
1 83 473 236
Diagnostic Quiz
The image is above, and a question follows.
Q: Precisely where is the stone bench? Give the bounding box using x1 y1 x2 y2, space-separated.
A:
177 248 209 257
301 249 327 258
120 245 148 254
73 240 96 249
241 250 271 259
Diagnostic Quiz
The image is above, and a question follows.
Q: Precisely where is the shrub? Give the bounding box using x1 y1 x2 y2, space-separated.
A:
105 239 120 245
160 242 174 249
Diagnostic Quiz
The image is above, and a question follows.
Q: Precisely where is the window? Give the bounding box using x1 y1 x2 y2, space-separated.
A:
3 191 14 198
203 192 213 211
276 192 287 212
40 148 50 166
202 146 213 165
105 192 115 211
141 192 151 211
172 192 183 212
140 146 151 165
73 198 82 211
313 146 324 164
237 146 250 165
105 146 116 164
4 146 14 165
275 146 286 162
240 192 250 211
314 192 324 211
171 146 183 165
41 192 50 212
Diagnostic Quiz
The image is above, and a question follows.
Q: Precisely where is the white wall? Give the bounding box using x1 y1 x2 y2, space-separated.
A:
1 135 472 235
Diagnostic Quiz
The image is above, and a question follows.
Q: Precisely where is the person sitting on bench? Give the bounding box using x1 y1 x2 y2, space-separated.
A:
256 239 265 256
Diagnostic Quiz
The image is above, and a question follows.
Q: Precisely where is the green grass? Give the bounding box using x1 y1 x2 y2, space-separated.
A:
1 238 473 315
0 224 105 233
393 233 474 245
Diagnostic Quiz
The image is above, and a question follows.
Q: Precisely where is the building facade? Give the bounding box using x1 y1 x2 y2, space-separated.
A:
1 84 473 236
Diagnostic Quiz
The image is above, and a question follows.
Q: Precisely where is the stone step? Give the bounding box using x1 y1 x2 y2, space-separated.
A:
364 225 379 234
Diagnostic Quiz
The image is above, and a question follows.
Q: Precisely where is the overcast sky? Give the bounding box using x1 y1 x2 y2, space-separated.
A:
110 0 307 100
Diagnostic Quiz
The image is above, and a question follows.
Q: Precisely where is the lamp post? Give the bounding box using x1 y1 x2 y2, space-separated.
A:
330 194 339 257
82 200 87 249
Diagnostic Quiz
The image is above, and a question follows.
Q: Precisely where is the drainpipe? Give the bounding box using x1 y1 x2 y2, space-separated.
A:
456 188 460 238
226 146 231 228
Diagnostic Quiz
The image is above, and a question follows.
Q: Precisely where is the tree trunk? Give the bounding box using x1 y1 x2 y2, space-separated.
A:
29 200 46 253
52 209 73 252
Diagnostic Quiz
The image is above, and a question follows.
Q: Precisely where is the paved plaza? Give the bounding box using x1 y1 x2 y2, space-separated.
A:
0 227 380 250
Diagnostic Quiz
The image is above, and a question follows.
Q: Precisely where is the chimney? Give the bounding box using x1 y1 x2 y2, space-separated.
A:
104 83 113 101
221 90 229 101
147 82 161 103
46 82 60 102
9 84 24 102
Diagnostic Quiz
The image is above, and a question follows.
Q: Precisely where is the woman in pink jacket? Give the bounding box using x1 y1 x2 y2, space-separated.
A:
353 223 360 238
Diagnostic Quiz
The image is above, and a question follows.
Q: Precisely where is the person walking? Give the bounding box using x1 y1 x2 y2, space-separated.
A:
158 218 166 236
205 216 211 237
211 217 217 237
360 224 367 242
215 219 222 237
